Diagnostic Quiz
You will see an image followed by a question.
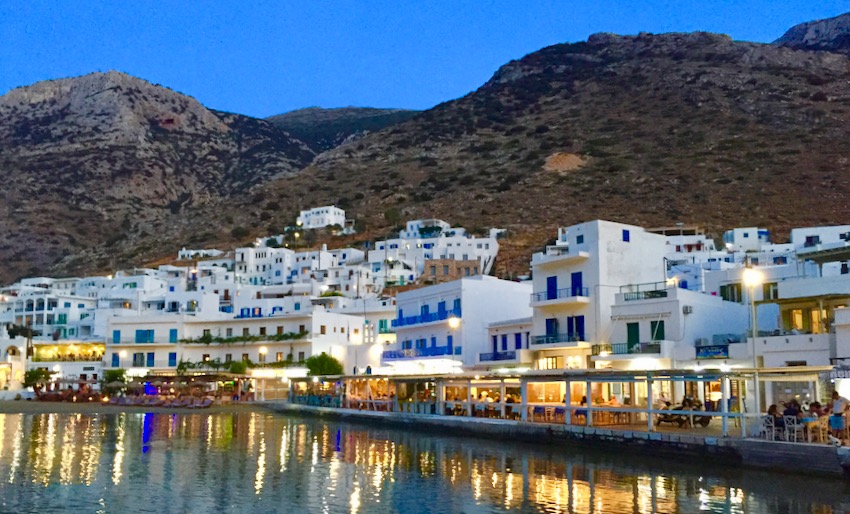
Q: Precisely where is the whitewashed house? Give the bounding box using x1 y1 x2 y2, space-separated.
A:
297 205 346 230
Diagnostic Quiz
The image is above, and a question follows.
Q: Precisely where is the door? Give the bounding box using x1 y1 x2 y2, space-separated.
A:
545 318 559 336
571 272 583 296
627 322 640 346
546 276 558 300
574 316 585 341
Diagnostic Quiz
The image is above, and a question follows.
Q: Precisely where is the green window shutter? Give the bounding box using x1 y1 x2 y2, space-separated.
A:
626 323 640 344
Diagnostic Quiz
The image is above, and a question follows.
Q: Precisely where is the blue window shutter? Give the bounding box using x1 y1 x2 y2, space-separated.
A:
622 229 630 242
169 329 178 343
112 330 121 344
168 352 177 367
111 353 119 367
146 352 154 367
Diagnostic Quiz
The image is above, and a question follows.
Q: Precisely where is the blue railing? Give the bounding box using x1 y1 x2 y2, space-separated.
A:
391 308 462 328
531 333 584 345
530 287 589 302
382 346 452 360
479 350 517 362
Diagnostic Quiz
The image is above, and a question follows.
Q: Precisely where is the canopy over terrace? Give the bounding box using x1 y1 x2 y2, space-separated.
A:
290 366 833 437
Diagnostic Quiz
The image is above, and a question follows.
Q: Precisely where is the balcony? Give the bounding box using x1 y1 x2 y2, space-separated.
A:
530 287 590 308
591 342 662 357
382 346 453 360
477 349 534 364
391 308 461 329
623 290 668 301
530 332 584 347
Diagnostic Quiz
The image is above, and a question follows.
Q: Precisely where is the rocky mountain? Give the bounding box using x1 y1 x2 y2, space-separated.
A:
6 16 850 283
774 12 850 55
267 107 419 153
246 31 850 276
0 71 313 282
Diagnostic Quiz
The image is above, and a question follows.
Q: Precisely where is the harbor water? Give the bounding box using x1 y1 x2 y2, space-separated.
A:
0 408 847 513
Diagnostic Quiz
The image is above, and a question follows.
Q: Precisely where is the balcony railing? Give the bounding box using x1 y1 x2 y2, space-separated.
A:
378 326 395 334
623 290 668 301
391 308 461 328
592 342 661 356
479 350 517 362
530 287 589 303
531 333 583 345
382 346 452 360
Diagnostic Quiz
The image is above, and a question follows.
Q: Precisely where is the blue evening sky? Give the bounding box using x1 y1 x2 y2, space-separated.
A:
1 1 847 117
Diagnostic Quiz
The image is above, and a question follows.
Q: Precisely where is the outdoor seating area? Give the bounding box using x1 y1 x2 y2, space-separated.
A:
106 394 214 408
288 367 836 441
761 397 848 445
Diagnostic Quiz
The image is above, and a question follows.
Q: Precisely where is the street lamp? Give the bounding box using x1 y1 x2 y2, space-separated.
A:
742 267 764 415
259 346 268 365
119 350 127 369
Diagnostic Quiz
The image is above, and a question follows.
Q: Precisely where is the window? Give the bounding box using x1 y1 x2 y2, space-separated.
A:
294 302 301 311
276 352 283 362
226 328 233 337
258 352 266 363
203 329 211 337
242 353 249 362
168 352 177 367
243 328 250 336
277 326 283 335
719 283 743 303
501 334 508 351
134 329 154 343
111 353 119 367
627 323 640 345
132 353 145 367
298 351 305 362
112 330 121 344
650 320 665 341
259 327 266 336
622 229 630 242
320 325 326 335
225 354 232 363
299 324 306 333
202 354 210 362
763 282 779 301
515 333 522 350
443 265 449 275
430 266 436 276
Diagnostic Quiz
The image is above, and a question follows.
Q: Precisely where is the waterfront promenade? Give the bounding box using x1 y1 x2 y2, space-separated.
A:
0 400 259 415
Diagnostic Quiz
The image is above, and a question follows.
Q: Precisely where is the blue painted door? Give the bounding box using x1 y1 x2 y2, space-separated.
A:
575 316 585 340
545 318 558 335
571 272 583 296
546 276 558 300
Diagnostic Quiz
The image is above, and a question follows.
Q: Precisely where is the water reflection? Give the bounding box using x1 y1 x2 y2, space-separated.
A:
0 410 847 513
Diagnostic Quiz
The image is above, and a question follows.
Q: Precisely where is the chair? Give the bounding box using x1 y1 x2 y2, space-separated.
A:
784 416 804 442
761 416 782 441
812 417 829 443
532 406 545 422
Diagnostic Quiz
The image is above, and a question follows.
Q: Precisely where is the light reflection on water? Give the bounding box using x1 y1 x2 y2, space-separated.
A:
0 410 847 513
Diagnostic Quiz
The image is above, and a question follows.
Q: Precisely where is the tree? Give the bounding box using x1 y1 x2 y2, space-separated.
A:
305 353 343 376
228 360 248 375
23 369 51 389
103 369 126 383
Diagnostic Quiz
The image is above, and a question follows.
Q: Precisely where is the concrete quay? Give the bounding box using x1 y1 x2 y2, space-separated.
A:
265 401 850 478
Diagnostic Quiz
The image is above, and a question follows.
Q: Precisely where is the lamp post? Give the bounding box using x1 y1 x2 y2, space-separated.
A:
259 346 268 366
743 268 764 417
119 350 127 369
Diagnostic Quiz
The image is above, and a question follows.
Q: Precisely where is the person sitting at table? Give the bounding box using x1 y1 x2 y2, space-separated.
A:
767 404 785 428
608 396 620 407
782 400 804 419
809 401 825 418
575 396 588 421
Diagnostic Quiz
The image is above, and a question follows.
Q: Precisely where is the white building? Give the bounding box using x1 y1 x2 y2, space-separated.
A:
297 205 346 230
529 220 667 371
382 276 532 374
177 247 224 260
234 246 295 286
478 317 535 370
593 284 748 372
